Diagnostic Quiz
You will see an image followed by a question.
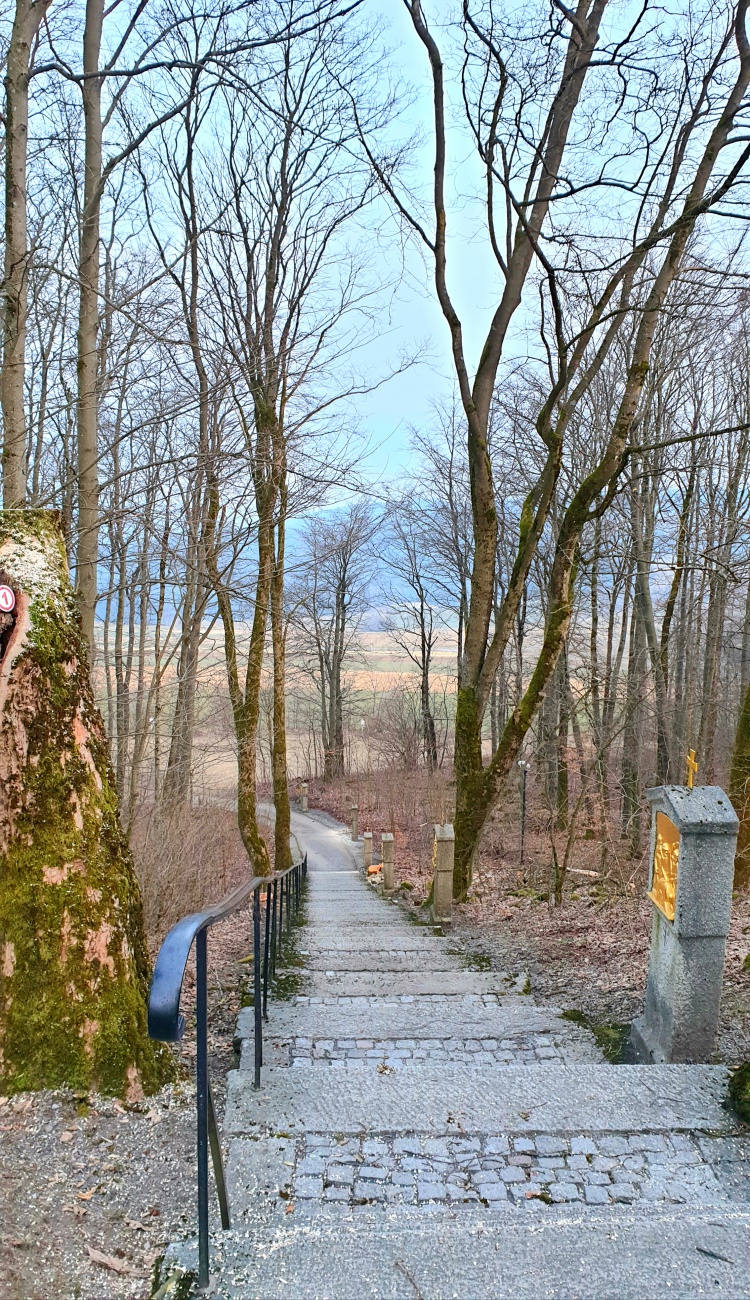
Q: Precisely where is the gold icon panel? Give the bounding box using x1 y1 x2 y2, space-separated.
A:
648 812 679 921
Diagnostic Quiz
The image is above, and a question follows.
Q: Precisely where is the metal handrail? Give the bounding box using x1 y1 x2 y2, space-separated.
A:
148 853 308 1289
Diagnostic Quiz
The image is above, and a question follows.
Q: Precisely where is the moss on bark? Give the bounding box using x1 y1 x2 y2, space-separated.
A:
453 687 488 899
0 510 172 1096
731 681 750 890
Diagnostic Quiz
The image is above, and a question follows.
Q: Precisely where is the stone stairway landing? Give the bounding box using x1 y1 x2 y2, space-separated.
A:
164 808 750 1299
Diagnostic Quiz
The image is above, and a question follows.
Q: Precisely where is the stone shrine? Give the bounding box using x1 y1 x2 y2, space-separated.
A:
630 783 738 1064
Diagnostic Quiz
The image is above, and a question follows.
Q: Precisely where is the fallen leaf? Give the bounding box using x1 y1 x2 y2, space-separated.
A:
86 1245 143 1276
64 1201 87 1214
77 1187 98 1200
126 1219 146 1232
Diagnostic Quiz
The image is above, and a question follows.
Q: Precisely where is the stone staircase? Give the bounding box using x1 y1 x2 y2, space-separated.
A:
163 809 750 1298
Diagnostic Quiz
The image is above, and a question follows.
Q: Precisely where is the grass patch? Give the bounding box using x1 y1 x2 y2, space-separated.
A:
728 1063 750 1122
447 947 492 972
242 887 309 1005
560 1009 631 1063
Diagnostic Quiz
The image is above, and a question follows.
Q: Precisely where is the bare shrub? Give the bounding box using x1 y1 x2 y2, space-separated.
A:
369 687 422 771
130 804 271 946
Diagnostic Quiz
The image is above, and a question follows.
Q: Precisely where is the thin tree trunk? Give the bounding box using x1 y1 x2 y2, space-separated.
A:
76 0 104 653
1 0 51 505
271 503 292 871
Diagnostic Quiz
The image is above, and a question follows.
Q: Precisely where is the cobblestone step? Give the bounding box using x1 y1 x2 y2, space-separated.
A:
241 1026 603 1069
225 1126 749 1212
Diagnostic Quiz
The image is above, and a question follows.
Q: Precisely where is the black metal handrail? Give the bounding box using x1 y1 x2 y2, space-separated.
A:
148 853 308 1289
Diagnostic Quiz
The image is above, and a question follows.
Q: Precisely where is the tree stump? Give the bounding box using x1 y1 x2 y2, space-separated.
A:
0 511 170 1097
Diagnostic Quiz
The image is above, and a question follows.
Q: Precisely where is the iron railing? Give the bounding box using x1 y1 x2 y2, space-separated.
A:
148 854 308 1288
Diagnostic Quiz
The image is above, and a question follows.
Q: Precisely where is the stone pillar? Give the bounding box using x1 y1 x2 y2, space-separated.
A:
381 832 394 894
431 823 454 925
351 803 359 841
630 785 738 1064
300 782 308 813
363 831 373 871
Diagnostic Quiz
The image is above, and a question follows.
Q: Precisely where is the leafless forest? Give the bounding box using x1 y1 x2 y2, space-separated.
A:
5 0 750 923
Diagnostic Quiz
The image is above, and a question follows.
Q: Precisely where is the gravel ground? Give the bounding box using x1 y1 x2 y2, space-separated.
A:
1 906 250 1300
1 1083 196 1300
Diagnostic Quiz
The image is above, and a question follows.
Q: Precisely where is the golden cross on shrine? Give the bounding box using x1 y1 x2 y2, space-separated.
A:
686 748 698 790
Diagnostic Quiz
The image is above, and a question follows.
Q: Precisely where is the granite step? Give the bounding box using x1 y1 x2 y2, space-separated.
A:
301 970 521 997
224 1061 733 1137
237 1000 597 1043
163 1203 750 1298
300 952 469 971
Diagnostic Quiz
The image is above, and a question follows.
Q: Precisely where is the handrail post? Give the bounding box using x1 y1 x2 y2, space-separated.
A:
253 886 262 1089
196 928 210 1288
207 1080 230 1231
270 879 278 976
262 882 271 1021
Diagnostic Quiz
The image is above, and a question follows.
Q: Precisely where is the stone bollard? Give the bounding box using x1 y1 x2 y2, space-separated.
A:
351 803 359 841
431 823 454 925
630 784 738 1063
381 832 395 894
300 782 309 812
363 831 373 871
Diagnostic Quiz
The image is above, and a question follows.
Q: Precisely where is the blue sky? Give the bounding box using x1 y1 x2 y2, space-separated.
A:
345 0 510 489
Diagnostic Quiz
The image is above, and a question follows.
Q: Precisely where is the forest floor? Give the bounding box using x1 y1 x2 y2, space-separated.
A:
302 768 750 1065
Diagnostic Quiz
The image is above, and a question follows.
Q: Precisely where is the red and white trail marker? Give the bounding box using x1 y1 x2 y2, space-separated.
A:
0 586 16 613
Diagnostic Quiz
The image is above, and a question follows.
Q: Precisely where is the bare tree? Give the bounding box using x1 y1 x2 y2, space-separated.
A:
363 0 750 894
291 502 376 778
382 506 440 770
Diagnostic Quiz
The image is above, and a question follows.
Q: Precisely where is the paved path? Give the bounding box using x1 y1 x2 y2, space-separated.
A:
169 809 750 1298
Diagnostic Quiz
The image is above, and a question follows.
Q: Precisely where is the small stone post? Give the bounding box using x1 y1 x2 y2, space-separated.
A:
381 832 395 894
351 803 359 841
431 823 454 925
300 781 309 813
363 831 373 870
630 784 738 1063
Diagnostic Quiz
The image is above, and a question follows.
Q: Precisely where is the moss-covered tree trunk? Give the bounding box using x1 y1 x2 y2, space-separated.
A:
271 507 292 872
0 511 170 1096
730 679 750 890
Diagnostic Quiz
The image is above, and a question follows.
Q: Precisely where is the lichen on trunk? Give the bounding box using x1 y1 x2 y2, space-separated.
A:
0 510 171 1096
